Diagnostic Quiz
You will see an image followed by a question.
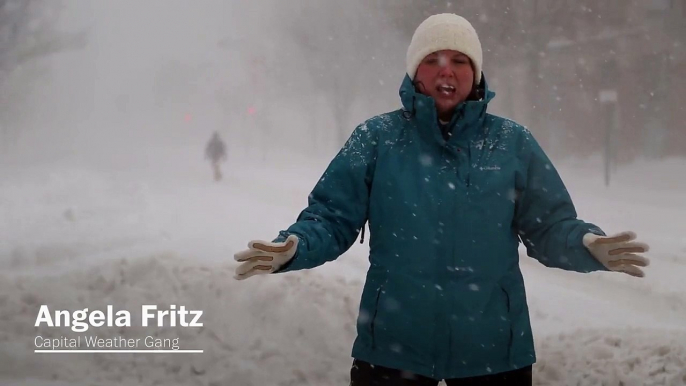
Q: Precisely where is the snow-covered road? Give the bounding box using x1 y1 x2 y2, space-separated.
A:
1 155 685 385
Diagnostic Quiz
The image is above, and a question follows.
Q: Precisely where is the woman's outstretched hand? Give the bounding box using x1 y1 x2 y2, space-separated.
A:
583 231 650 277
233 235 299 280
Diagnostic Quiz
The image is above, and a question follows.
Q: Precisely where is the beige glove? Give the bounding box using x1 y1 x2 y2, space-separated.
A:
233 235 299 280
583 231 650 277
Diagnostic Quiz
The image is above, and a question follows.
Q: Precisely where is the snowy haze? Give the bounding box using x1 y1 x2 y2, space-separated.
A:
1 1 686 385
5 0 406 169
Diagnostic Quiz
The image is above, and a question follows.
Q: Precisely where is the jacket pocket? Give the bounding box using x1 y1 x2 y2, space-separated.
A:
369 282 385 349
499 284 514 361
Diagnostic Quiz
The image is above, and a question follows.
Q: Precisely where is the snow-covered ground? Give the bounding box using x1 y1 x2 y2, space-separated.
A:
1 153 685 386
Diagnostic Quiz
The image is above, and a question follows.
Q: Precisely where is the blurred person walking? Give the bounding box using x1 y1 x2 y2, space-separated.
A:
205 131 227 182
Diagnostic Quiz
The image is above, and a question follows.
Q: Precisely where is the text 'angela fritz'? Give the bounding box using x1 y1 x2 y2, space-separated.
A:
35 305 204 332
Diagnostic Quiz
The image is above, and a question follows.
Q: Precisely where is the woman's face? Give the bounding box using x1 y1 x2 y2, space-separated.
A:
414 50 475 120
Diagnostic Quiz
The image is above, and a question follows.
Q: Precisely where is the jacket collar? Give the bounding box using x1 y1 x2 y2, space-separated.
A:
399 73 495 145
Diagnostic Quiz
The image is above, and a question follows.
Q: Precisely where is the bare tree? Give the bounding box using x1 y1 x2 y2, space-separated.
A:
0 0 86 150
281 1 402 147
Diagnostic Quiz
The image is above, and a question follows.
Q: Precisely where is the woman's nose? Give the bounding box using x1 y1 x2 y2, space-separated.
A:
437 64 454 78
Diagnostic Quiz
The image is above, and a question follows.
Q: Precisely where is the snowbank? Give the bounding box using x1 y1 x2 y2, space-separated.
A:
0 253 360 386
2 253 685 386
535 329 686 386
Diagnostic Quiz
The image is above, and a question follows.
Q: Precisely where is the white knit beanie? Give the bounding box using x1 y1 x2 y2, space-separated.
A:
406 13 483 85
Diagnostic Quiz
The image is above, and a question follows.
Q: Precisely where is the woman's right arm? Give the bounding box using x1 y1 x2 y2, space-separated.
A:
274 122 378 273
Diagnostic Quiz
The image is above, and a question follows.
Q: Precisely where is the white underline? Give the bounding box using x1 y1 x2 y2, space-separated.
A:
35 350 203 353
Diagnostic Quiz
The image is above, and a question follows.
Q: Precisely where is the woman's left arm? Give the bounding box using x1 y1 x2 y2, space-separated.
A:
513 130 609 273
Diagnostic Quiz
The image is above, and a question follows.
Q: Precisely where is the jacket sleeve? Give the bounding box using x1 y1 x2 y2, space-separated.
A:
513 130 609 273
273 122 377 273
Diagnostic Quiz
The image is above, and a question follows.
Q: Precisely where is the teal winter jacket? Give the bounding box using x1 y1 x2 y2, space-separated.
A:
274 74 607 379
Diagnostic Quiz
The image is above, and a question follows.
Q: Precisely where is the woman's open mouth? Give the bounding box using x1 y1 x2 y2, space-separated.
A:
437 84 456 96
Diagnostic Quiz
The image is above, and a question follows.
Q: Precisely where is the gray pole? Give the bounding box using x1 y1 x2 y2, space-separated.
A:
599 90 618 187
605 105 611 187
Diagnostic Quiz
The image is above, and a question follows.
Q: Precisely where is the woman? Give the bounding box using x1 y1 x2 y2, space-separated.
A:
233 13 650 386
